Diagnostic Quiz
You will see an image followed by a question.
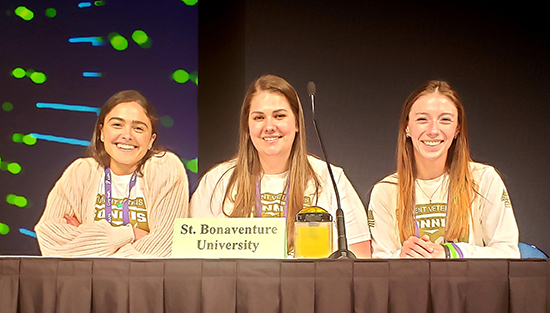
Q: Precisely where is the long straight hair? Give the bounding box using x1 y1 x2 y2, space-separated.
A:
396 80 474 243
223 74 320 250
88 90 163 176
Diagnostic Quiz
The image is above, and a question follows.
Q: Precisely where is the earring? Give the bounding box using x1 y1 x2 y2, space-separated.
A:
405 133 410 138
100 136 104 142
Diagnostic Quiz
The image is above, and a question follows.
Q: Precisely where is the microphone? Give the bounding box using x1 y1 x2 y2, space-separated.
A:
307 81 316 114
307 81 356 259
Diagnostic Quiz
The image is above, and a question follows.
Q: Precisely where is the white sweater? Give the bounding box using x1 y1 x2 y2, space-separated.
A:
368 162 519 258
35 152 189 257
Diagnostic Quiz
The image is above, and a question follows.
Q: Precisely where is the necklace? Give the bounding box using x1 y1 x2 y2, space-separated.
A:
415 175 446 204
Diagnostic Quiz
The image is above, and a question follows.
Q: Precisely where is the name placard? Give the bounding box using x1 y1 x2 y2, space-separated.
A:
172 218 287 258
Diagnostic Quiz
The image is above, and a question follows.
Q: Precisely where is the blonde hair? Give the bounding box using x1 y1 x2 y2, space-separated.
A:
223 74 320 250
396 80 475 242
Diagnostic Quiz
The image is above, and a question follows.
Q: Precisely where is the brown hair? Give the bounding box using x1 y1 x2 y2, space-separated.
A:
222 74 320 250
88 90 162 176
396 80 474 242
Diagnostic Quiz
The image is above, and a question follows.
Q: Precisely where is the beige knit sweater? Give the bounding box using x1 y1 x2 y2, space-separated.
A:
35 151 188 257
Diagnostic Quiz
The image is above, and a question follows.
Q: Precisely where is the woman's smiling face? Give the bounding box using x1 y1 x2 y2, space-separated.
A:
101 101 156 175
248 91 298 167
406 92 459 166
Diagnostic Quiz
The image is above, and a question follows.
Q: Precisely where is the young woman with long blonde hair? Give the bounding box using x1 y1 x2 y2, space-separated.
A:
191 74 371 257
368 80 519 258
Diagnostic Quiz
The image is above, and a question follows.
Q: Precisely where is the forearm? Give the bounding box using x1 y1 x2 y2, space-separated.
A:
35 218 134 256
453 242 519 258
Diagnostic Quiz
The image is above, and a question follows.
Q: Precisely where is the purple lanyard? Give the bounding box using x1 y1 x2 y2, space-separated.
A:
255 175 291 217
104 167 136 226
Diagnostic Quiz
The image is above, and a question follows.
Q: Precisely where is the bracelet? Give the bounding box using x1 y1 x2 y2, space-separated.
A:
442 243 463 259
442 244 451 259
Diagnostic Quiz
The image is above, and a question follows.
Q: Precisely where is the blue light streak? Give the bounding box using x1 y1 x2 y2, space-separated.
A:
36 102 100 114
68 36 104 46
19 228 37 238
78 2 92 8
83 72 102 77
30 133 90 147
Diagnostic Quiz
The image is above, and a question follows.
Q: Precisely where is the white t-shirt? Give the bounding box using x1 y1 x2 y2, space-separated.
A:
190 156 371 246
367 162 519 258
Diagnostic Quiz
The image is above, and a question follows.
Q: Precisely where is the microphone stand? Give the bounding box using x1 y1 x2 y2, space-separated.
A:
307 82 356 260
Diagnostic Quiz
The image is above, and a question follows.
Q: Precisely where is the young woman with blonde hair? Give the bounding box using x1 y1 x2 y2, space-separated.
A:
191 74 371 257
368 80 519 258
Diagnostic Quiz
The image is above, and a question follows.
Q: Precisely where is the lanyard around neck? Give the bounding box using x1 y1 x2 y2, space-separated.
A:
104 167 137 225
255 174 291 218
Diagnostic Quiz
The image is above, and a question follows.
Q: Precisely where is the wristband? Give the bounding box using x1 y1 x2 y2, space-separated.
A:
442 244 451 259
442 243 463 259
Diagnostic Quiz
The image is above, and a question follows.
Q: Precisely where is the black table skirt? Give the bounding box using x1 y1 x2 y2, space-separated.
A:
1 257 548 313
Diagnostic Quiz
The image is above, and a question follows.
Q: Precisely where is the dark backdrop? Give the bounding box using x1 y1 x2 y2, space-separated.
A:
199 1 550 254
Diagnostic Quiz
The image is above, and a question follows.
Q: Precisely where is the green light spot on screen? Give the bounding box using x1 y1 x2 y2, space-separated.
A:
2 102 13 112
23 134 37 145
0 222 9 235
14 197 28 208
161 116 174 128
109 33 128 51
181 158 198 173
6 194 27 208
141 39 152 49
12 133 23 143
7 163 22 174
189 71 198 85
132 30 148 45
12 68 26 78
15 6 34 21
45 8 57 18
182 0 198 6
30 72 47 84
94 1 105 6
6 194 16 204
131 30 152 48
173 69 190 83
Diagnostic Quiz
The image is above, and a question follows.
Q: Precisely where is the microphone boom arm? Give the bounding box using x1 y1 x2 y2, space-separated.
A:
308 85 356 260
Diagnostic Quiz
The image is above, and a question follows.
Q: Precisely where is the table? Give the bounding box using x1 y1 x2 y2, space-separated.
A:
1 257 548 313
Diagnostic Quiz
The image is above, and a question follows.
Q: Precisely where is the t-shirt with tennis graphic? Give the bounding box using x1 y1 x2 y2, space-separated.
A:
94 171 149 232
368 162 518 258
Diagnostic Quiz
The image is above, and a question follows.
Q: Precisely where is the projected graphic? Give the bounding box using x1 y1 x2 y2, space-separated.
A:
68 36 104 46
0 1 198 255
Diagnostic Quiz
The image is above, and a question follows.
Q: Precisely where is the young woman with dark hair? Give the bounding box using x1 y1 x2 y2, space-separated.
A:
35 90 188 257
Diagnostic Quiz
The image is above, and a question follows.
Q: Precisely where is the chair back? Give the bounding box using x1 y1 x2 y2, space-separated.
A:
518 242 548 258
